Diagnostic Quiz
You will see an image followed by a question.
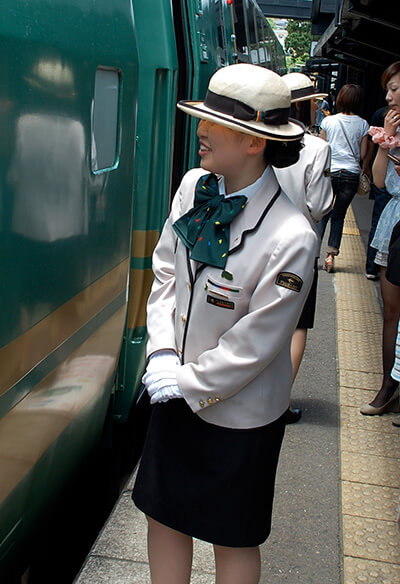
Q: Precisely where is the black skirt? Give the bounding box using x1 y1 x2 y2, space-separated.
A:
297 260 318 330
132 398 285 548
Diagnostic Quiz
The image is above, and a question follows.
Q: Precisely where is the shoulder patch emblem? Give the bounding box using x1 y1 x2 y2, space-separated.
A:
276 272 303 293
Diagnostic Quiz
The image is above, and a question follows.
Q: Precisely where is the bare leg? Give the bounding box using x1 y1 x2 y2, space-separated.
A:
323 252 335 273
291 328 308 382
214 545 260 584
369 266 400 407
147 516 193 584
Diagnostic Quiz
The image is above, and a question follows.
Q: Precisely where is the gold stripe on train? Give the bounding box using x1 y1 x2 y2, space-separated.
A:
127 268 154 329
131 229 160 258
127 230 160 329
0 258 129 397
0 305 127 504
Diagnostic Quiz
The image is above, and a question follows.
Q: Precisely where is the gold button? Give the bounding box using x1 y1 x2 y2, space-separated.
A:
188 283 192 290
199 400 205 408
206 397 214 405
215 397 221 402
181 314 187 323
178 348 183 355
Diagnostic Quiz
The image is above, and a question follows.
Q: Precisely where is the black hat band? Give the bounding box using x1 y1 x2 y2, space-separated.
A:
204 90 289 126
291 86 319 100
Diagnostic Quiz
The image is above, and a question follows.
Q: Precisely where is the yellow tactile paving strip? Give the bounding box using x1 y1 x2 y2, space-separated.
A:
336 206 400 583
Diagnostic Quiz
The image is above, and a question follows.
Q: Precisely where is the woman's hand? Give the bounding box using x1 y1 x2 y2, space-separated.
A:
384 108 400 136
145 376 183 404
142 350 183 404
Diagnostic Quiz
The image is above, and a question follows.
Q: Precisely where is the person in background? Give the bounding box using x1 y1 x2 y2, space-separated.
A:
274 72 333 423
364 106 391 280
132 64 317 584
392 319 400 428
317 84 369 273
314 96 330 134
326 91 335 112
387 220 400 428
389 309 400 529
361 62 400 416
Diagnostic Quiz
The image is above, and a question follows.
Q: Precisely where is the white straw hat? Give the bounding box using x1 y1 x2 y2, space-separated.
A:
282 72 328 102
177 64 304 141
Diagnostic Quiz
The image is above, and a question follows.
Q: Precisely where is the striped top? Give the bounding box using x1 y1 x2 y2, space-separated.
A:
392 318 400 382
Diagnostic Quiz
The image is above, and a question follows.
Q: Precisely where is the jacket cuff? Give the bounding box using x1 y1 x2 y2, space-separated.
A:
177 365 223 413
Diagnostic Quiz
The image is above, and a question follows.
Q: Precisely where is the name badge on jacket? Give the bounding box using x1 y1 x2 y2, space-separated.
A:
207 295 235 310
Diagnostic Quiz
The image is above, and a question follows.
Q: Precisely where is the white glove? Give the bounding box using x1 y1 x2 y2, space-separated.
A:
148 384 183 405
142 350 182 404
145 350 181 375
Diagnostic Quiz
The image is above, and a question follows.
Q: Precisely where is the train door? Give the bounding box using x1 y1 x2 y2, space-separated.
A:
215 0 228 66
171 0 224 184
264 20 275 70
115 0 178 423
232 0 251 63
256 10 267 66
247 2 259 65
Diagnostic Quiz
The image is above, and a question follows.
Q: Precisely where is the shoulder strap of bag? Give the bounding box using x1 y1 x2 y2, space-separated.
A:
338 118 362 171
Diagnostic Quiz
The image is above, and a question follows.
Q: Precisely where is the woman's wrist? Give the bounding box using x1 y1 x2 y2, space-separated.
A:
369 126 400 149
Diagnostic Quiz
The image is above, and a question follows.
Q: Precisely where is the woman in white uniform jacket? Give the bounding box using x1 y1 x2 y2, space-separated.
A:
133 64 318 584
147 165 317 428
274 73 333 420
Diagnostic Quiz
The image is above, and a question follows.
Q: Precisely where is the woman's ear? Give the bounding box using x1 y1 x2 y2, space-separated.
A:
247 136 267 155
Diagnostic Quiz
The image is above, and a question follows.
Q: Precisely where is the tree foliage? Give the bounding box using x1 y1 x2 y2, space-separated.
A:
285 20 311 64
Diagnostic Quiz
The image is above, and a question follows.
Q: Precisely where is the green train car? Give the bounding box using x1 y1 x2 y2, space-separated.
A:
0 1 285 581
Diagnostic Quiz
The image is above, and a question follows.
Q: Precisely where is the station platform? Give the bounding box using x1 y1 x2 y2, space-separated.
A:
75 196 400 584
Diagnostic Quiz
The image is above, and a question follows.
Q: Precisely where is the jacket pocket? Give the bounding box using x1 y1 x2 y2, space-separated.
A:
205 276 243 299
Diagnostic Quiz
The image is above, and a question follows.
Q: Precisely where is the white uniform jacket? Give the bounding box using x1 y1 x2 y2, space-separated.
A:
146 167 318 429
274 133 333 245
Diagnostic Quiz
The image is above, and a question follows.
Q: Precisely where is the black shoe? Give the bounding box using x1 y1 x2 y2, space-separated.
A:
283 407 302 424
365 273 379 281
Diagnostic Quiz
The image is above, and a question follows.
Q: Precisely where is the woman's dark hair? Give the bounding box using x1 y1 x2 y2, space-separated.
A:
290 101 311 127
382 61 400 89
336 84 363 115
264 138 304 168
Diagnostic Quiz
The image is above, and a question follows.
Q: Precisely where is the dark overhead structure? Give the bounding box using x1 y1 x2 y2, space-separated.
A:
310 0 400 117
258 0 312 20
311 0 339 35
312 0 400 69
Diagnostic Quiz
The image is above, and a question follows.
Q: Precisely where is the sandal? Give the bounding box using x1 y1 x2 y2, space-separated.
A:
323 254 334 273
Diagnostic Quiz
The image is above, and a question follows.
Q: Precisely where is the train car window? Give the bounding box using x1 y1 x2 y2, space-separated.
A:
195 1 209 63
271 28 278 69
232 0 249 63
256 14 266 65
91 68 120 173
264 24 272 66
215 0 227 65
248 6 258 64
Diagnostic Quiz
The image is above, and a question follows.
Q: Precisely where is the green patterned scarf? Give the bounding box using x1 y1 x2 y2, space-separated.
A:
173 173 247 268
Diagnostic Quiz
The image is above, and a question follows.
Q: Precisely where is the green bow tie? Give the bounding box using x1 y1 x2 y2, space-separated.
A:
173 173 247 269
